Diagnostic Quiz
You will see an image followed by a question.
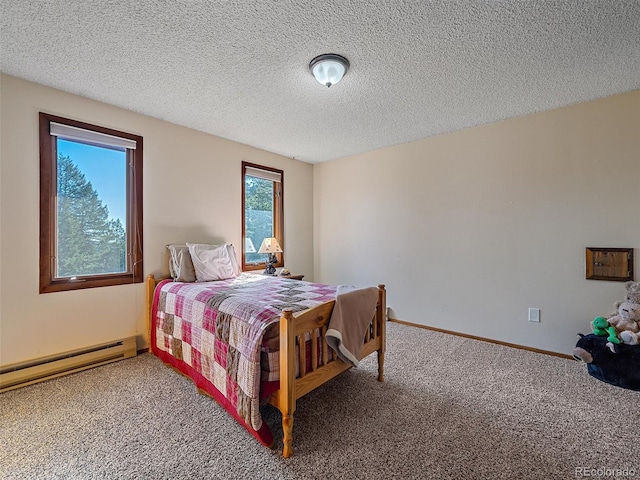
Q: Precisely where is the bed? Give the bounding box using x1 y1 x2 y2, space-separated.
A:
146 271 386 458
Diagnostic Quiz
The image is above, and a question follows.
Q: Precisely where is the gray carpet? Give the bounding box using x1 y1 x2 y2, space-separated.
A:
1 322 638 480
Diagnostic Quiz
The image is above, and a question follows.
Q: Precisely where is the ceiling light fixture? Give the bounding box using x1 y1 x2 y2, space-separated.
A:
309 54 350 88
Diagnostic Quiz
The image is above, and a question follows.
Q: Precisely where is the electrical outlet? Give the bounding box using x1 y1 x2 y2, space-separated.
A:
528 308 541 323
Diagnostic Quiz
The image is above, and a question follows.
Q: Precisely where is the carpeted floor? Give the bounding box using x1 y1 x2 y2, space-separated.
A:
1 322 638 479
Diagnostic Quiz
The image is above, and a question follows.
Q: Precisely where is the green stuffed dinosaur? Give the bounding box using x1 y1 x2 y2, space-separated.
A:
592 316 620 345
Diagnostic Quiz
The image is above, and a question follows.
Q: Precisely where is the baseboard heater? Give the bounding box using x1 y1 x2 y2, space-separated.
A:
0 337 137 393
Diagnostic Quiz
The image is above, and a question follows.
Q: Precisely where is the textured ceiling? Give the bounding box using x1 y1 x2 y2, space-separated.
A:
1 1 639 163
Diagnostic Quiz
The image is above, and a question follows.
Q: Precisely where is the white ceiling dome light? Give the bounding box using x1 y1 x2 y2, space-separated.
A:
309 54 350 88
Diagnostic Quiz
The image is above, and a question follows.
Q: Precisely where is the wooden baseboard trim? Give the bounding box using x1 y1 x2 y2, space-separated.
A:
389 318 573 360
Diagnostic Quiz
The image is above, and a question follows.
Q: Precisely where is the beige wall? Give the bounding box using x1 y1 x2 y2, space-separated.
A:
314 90 640 355
0 74 314 365
2 73 637 364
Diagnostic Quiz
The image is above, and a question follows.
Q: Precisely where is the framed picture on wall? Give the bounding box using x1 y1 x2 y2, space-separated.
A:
585 247 634 281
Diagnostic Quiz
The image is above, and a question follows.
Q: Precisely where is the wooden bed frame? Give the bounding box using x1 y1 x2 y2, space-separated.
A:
146 274 386 458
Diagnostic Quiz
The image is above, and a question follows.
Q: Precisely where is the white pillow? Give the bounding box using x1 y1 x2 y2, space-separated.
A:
226 244 241 276
187 243 237 282
166 244 196 282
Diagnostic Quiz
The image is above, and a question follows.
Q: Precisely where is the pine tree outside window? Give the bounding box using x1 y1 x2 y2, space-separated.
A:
39 113 143 293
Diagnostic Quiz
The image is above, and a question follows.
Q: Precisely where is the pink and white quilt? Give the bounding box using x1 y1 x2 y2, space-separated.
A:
151 273 337 446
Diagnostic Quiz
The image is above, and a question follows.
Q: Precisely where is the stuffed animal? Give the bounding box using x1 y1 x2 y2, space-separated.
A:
573 333 640 391
605 281 640 345
574 333 613 363
592 316 620 347
622 281 640 304
619 330 640 346
575 283 640 391
607 302 640 334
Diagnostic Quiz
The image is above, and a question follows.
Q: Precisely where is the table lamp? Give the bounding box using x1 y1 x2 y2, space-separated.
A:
258 237 282 275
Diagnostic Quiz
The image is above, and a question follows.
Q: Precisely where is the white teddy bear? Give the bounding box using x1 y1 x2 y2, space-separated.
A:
608 281 640 346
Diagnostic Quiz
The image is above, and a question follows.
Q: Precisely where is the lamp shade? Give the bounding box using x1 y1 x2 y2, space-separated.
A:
258 237 283 254
309 54 349 88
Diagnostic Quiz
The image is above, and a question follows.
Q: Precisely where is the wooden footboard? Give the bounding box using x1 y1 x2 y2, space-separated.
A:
146 274 159 346
271 284 386 458
146 274 386 458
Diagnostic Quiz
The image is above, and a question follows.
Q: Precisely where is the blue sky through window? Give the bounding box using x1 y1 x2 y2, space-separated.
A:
58 139 126 224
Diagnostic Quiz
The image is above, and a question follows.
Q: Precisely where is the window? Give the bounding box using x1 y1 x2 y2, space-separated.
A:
242 162 284 271
39 113 143 293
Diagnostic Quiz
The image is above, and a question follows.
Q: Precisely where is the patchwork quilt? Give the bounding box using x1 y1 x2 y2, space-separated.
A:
151 273 337 443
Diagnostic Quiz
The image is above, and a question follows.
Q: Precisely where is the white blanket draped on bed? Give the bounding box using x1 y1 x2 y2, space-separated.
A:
326 285 379 367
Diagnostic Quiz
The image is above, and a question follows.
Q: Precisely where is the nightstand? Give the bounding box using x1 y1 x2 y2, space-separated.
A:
280 274 304 280
250 272 304 281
